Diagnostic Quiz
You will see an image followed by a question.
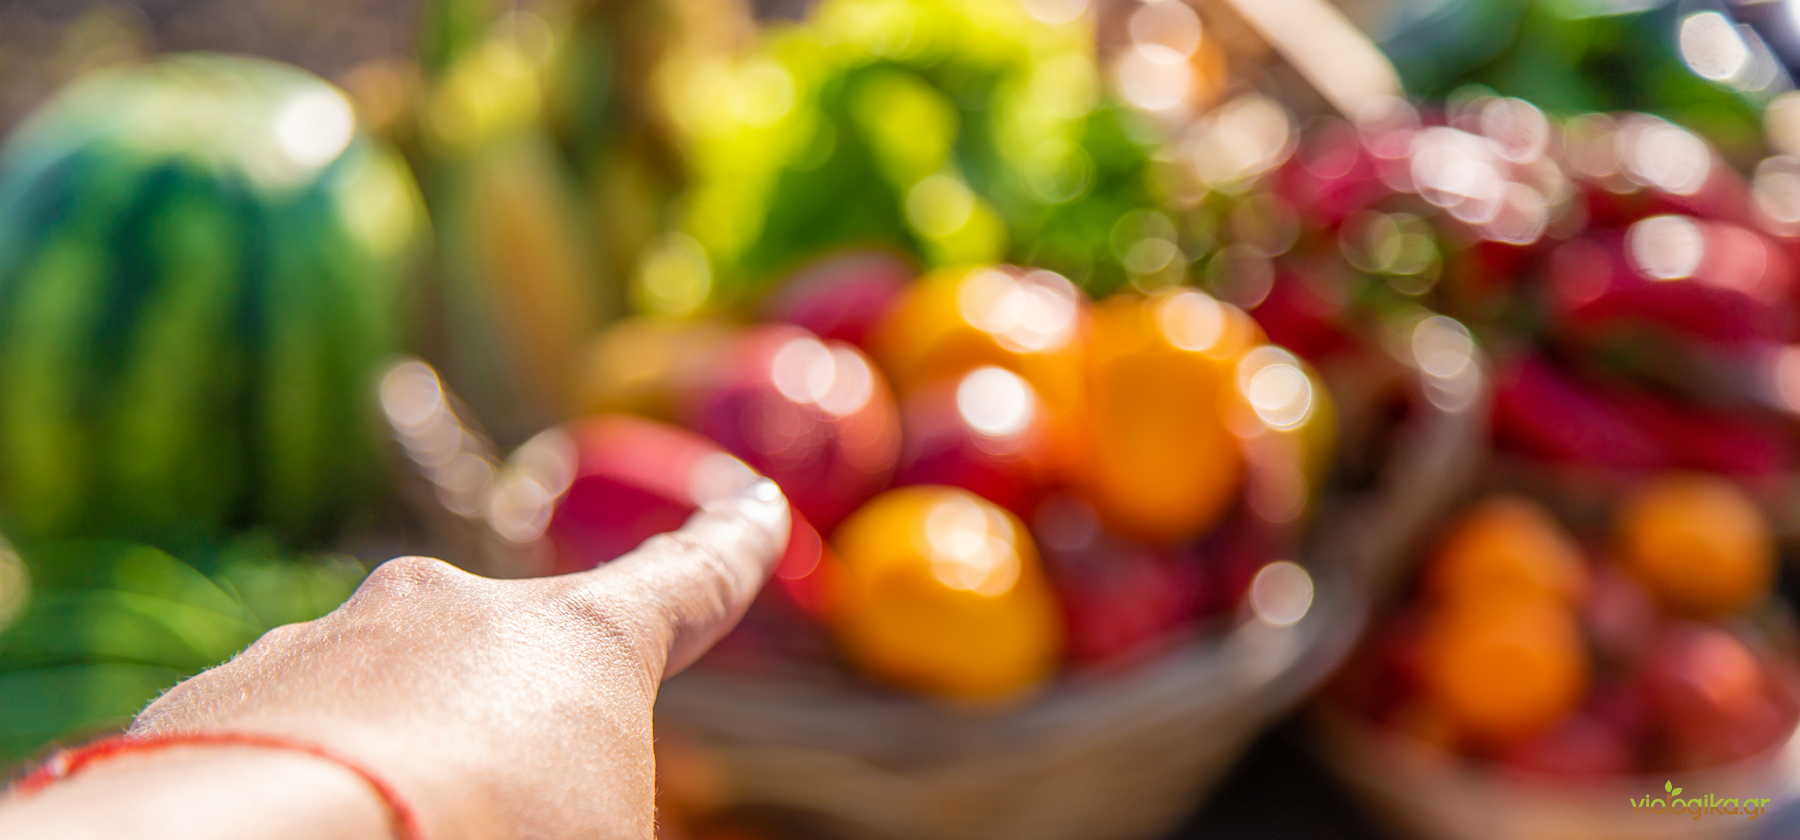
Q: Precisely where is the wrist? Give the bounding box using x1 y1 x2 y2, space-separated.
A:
4 742 394 840
126 721 513 840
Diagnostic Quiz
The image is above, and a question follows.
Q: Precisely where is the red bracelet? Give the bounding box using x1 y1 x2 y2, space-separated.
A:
10 732 426 840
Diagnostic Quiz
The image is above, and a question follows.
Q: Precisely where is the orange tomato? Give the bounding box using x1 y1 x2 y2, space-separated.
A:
870 266 1088 465
575 317 736 420
828 486 1064 705
1615 473 1774 618
1427 495 1589 608
1075 289 1248 543
1419 595 1590 745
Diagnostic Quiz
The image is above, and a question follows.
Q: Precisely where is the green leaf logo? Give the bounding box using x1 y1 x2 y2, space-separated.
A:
1665 781 1683 797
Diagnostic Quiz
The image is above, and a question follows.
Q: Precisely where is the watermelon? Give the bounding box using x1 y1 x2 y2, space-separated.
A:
0 54 425 546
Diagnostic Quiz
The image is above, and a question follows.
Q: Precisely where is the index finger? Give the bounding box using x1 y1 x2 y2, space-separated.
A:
575 479 791 677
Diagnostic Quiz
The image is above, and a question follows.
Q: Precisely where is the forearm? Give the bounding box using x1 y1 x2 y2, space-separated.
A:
0 721 648 840
0 746 394 840
0 482 788 840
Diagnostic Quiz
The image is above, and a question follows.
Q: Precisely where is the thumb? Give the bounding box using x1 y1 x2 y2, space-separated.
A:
585 478 791 677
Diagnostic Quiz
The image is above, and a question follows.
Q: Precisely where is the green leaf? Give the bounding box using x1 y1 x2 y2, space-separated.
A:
208 539 366 628
0 536 368 768
0 589 259 670
0 663 187 764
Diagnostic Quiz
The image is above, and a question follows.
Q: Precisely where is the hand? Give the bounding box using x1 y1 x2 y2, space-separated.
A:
1 479 790 840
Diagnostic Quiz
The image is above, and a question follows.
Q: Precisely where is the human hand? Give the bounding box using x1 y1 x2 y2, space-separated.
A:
9 478 789 840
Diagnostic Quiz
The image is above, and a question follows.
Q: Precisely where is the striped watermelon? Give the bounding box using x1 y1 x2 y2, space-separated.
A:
0 54 425 546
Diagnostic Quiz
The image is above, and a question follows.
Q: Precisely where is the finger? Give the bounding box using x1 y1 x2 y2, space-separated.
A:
585 478 790 676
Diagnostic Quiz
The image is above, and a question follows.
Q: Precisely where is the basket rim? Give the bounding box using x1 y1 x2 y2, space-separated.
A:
1309 703 1800 806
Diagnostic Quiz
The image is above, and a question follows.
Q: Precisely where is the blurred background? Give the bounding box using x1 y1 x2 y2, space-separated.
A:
6 0 1800 838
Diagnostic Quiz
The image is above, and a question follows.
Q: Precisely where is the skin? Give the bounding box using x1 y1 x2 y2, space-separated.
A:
0 479 792 840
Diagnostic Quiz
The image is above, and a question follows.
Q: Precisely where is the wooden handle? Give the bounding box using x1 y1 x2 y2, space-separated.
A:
1215 0 1404 119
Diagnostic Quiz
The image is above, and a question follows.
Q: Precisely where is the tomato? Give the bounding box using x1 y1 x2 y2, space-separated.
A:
893 366 1056 515
1615 473 1774 619
504 416 826 587
1075 289 1250 543
576 317 737 421
828 486 1064 705
871 265 1088 468
687 325 901 532
1426 495 1588 608
1419 594 1590 745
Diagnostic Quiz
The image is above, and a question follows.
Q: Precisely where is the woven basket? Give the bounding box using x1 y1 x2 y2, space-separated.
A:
650 335 1490 840
1307 408 1800 840
1311 708 1800 840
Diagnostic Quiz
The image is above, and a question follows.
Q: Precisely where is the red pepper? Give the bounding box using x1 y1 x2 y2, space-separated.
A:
1491 353 1667 470
1604 388 1793 480
1567 113 1755 230
1545 229 1793 348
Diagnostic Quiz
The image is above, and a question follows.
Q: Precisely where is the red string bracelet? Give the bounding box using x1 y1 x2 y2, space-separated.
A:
10 732 426 840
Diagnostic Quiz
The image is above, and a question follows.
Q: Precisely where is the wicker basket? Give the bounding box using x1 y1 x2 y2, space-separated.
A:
650 332 1490 840
1306 405 1800 840
1311 708 1800 840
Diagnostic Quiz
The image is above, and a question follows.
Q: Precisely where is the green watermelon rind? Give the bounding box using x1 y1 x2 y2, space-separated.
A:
0 55 426 546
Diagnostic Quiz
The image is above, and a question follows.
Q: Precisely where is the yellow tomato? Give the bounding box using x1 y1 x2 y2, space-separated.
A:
829 486 1064 705
1419 595 1589 745
1427 495 1589 608
574 317 735 420
1075 289 1248 543
871 266 1088 465
1615 473 1774 618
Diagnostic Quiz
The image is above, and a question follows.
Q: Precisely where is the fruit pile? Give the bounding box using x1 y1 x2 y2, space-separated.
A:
497 255 1335 706
1332 477 1797 778
1192 94 1800 500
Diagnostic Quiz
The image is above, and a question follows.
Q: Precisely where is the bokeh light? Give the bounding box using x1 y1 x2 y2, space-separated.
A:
958 267 1082 355
923 492 1024 598
1627 215 1706 281
1249 561 1313 628
956 366 1038 443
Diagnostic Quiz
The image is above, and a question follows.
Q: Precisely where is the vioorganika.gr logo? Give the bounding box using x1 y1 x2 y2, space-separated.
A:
1628 780 1773 821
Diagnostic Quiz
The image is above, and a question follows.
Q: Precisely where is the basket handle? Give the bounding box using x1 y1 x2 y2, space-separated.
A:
1213 0 1404 121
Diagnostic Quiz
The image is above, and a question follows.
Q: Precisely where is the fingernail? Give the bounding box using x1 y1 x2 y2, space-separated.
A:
712 478 789 541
